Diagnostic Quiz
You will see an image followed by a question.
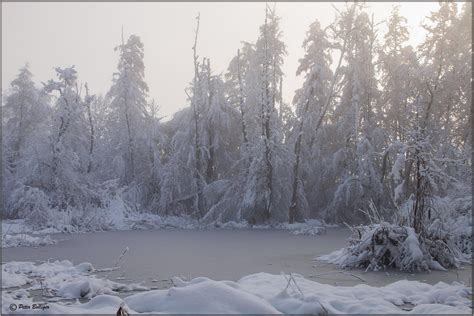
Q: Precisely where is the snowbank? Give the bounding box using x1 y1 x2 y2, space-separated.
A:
2 260 91 290
283 219 329 236
1 234 56 248
2 193 329 237
238 273 472 314
2 213 329 237
211 219 329 235
2 219 32 234
125 277 279 314
2 220 58 249
2 269 471 314
1 260 148 299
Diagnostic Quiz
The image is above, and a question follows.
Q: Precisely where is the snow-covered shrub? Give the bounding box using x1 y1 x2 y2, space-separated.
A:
319 220 468 272
8 186 51 229
450 214 472 258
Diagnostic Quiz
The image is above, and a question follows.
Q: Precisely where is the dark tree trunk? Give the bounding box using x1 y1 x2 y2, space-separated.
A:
84 84 95 174
289 87 313 224
236 49 249 147
191 13 204 217
261 7 273 222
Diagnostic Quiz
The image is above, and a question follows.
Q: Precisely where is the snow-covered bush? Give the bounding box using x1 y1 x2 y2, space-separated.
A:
7 186 51 229
319 220 469 272
326 225 414 271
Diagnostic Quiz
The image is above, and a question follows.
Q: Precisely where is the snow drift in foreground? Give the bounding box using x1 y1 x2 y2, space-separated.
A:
2 261 472 314
2 260 148 298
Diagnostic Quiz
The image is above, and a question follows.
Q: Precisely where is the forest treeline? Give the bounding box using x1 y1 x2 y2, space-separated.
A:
2 3 471 229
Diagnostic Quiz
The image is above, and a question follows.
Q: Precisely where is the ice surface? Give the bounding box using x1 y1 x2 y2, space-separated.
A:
3 228 471 288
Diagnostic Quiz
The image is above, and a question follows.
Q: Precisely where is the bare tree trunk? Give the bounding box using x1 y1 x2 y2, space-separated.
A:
262 6 272 222
191 13 204 217
124 108 135 182
119 29 136 183
236 49 249 147
380 150 389 184
413 147 423 234
279 77 283 120
11 97 25 173
413 82 436 234
308 23 350 150
52 87 72 210
84 84 95 174
204 59 217 182
289 86 313 223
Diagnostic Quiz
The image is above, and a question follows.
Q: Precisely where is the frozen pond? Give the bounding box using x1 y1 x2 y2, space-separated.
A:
2 228 471 289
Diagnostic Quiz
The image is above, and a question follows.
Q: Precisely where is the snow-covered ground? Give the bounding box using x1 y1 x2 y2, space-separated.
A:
2 260 472 314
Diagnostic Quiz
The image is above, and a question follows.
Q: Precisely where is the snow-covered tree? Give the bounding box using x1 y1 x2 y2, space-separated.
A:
377 6 421 210
418 2 471 178
107 34 150 185
159 15 240 218
2 65 51 219
43 66 99 213
2 3 470 239
231 5 290 224
390 2 472 236
288 20 333 223
326 4 385 223
378 6 415 141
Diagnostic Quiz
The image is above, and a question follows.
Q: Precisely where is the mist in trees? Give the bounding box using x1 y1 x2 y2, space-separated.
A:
2 3 471 235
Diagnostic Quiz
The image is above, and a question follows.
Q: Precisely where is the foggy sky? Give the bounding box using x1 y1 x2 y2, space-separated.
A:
2 2 439 118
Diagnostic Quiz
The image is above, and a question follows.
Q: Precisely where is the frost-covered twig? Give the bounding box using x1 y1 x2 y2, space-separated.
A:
105 246 129 279
282 272 305 298
309 271 367 282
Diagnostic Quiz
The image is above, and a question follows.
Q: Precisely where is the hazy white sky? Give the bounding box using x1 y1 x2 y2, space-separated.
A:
3 2 440 118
